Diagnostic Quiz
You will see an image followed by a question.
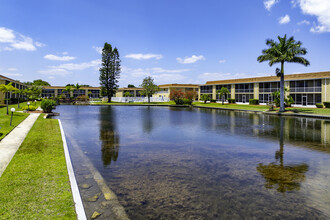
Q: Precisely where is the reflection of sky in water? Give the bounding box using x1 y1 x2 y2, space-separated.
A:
56 105 330 219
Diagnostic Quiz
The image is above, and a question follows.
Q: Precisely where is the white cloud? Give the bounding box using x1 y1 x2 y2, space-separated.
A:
176 55 205 64
0 27 44 51
294 0 330 33
44 54 76 61
92 46 102 54
125 53 163 60
198 72 271 82
279 14 291 24
7 68 17 71
298 20 311 25
120 66 191 86
219 59 226 64
39 59 101 76
264 0 279 11
0 73 23 77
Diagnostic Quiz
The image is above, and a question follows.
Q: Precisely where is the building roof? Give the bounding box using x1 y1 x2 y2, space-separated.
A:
0 75 26 86
205 71 330 85
117 87 144 91
43 86 101 90
159 83 199 88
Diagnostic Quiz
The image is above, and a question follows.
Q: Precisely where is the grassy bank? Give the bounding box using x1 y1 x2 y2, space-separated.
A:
0 115 76 219
0 103 29 140
192 102 330 116
91 101 176 105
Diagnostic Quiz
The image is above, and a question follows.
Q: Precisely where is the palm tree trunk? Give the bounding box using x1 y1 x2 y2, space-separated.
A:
280 62 285 112
6 92 9 115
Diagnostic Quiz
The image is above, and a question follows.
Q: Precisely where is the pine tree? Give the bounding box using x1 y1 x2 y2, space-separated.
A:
99 42 121 102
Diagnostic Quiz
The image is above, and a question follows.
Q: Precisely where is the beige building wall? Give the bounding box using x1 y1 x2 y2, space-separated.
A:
322 79 330 102
231 84 235 99
212 85 216 100
0 80 5 104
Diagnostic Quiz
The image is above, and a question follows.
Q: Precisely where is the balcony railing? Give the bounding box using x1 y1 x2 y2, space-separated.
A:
200 90 212 94
235 89 254 93
290 87 322 93
259 88 279 93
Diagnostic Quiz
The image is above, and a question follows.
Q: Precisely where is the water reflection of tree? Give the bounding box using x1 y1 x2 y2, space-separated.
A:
142 107 153 133
99 106 120 166
257 117 309 193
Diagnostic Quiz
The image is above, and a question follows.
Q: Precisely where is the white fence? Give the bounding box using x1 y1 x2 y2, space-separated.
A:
106 97 170 102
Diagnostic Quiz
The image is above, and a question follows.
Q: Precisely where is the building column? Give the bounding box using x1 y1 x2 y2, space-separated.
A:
54 89 58 98
254 83 259 99
212 85 216 100
231 84 235 100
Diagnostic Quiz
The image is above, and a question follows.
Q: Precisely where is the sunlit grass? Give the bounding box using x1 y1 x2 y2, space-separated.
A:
0 115 76 219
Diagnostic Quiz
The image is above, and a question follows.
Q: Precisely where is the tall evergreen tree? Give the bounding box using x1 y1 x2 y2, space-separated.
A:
99 42 121 102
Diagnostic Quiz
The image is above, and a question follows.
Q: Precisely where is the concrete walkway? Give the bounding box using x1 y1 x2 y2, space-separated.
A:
0 113 40 177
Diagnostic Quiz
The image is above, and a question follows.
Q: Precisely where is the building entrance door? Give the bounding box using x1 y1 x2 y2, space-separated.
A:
302 96 307 106
242 95 246 103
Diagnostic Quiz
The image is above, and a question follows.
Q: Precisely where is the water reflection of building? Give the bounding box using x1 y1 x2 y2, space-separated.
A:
202 107 330 148
99 107 120 166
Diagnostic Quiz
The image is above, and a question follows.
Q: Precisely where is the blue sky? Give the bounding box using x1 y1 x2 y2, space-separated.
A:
0 0 329 87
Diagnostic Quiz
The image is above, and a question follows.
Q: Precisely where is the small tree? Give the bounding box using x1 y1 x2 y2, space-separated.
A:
64 85 74 99
99 42 121 102
169 89 184 104
0 82 18 115
123 91 133 97
216 87 230 105
127 84 135 88
272 88 294 107
184 90 197 101
200 94 210 104
139 76 159 103
13 89 24 108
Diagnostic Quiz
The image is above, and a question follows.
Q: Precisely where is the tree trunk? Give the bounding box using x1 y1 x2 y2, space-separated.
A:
222 95 224 105
107 89 111 103
148 95 150 103
6 92 9 115
280 62 285 112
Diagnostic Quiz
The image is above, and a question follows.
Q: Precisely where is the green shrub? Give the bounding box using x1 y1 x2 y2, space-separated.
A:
315 103 323 108
210 99 216 103
22 106 37 111
249 99 259 105
323 102 330 108
182 98 192 105
173 98 184 105
228 98 235 103
41 99 56 113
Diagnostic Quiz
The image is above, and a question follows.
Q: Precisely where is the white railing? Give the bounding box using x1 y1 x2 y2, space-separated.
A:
235 89 254 93
259 88 279 93
109 97 170 102
290 87 322 93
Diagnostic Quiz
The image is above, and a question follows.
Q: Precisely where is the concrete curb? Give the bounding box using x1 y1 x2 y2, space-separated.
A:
58 119 87 220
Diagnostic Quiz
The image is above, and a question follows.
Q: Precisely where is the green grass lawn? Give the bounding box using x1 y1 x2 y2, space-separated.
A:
0 115 76 219
0 103 29 140
193 102 270 111
91 101 176 105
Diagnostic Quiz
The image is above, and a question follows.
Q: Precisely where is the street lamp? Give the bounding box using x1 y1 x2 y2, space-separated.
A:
10 108 15 126
27 102 30 111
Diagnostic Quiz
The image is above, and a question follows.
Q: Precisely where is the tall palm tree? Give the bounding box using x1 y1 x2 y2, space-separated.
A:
0 82 18 115
13 89 24 109
257 35 310 112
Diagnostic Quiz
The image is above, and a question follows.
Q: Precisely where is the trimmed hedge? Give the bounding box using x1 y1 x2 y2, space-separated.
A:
210 99 216 103
316 103 324 108
41 99 56 113
324 102 330 108
249 99 259 105
182 98 192 105
22 106 37 111
228 98 235 103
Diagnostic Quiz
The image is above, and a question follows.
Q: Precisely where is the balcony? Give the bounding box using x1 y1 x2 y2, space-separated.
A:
259 88 279 93
235 89 254 93
290 87 322 93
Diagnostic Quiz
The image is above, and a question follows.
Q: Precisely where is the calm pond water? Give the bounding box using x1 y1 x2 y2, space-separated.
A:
56 105 330 219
